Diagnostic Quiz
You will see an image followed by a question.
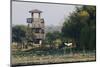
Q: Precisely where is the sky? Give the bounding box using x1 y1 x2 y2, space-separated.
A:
12 1 77 26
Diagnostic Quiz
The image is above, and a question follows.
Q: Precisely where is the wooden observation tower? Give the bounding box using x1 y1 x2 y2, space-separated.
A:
27 9 45 45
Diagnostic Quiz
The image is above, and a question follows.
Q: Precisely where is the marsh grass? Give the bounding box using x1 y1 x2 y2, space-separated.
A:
12 49 96 65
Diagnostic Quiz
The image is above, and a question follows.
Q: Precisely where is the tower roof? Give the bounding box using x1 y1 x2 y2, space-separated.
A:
29 9 42 13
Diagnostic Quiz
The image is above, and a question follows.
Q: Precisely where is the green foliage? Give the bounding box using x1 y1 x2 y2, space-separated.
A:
45 31 62 48
46 31 61 42
53 39 62 48
12 25 27 42
62 6 96 50
12 25 35 43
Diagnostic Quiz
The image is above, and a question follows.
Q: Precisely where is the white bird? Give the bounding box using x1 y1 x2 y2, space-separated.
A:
39 40 42 45
64 43 72 47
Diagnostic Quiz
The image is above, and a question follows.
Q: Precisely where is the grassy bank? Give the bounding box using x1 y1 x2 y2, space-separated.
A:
12 50 96 66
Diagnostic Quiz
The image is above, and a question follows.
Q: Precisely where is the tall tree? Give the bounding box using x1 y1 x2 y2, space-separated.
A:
62 5 96 50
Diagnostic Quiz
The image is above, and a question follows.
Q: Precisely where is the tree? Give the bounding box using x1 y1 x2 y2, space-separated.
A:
12 25 27 43
45 31 61 48
61 5 96 50
12 25 35 49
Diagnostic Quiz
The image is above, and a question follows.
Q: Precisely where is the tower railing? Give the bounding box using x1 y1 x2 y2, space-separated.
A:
27 18 44 23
